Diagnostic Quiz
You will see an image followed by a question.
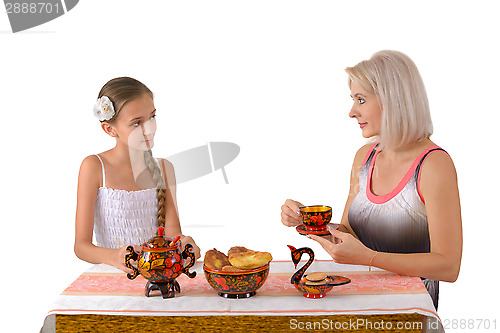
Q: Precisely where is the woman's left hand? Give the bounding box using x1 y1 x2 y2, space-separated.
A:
180 235 201 260
308 227 374 266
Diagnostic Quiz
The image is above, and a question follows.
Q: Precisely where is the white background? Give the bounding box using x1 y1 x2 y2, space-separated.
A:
1 1 498 332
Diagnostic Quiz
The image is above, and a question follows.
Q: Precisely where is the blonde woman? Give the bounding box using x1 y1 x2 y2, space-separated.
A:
75 77 201 274
281 51 462 309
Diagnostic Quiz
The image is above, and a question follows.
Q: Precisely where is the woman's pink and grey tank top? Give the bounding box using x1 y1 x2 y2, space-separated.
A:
348 143 446 309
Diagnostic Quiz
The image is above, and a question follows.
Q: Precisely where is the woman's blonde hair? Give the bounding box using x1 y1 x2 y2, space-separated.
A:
345 50 433 150
97 77 168 227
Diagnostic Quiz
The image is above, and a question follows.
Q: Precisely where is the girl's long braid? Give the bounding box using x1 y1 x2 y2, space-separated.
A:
144 149 167 227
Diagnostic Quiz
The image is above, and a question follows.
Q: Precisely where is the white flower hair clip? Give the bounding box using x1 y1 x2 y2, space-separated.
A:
93 96 116 121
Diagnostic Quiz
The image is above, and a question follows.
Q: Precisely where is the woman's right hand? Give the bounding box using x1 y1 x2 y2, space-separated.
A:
281 199 303 227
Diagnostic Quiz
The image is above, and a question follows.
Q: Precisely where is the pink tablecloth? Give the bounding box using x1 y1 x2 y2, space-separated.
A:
43 260 443 332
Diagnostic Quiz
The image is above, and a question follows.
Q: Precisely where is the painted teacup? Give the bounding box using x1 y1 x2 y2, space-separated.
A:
299 205 332 231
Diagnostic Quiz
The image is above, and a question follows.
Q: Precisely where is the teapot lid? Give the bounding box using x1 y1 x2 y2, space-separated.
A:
142 227 177 250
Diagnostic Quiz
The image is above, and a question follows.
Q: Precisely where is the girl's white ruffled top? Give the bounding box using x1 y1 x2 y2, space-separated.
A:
93 155 158 249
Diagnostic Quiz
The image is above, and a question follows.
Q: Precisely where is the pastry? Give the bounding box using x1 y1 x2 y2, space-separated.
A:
305 280 327 286
204 249 231 270
204 247 272 271
306 272 327 282
221 265 244 272
229 250 273 270
228 246 251 257
305 272 328 285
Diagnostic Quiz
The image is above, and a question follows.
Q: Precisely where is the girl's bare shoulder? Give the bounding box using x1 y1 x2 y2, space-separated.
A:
157 157 174 169
80 150 113 171
79 155 103 187
157 158 177 185
81 154 101 169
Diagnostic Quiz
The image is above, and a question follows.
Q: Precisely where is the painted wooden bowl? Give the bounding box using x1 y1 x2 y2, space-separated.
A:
203 263 270 298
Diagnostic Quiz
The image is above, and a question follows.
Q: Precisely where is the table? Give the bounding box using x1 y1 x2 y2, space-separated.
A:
42 260 444 332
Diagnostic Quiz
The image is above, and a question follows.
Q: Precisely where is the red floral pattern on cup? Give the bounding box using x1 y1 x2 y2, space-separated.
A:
299 205 332 231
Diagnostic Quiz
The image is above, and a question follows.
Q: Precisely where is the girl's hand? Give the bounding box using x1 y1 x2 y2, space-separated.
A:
281 199 303 227
114 245 142 274
308 228 375 266
180 235 201 260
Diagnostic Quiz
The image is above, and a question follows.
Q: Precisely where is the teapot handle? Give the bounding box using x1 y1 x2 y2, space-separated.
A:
181 244 197 279
125 245 140 280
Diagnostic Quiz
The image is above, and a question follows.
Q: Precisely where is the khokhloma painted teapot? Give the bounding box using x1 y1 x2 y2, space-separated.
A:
125 226 196 298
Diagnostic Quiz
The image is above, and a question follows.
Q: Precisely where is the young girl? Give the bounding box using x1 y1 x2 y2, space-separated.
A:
74 77 201 274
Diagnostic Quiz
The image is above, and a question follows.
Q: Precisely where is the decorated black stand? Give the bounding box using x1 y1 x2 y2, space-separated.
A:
145 280 181 299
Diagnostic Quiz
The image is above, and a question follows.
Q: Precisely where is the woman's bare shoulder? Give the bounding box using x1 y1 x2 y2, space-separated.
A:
353 142 376 167
420 149 457 181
